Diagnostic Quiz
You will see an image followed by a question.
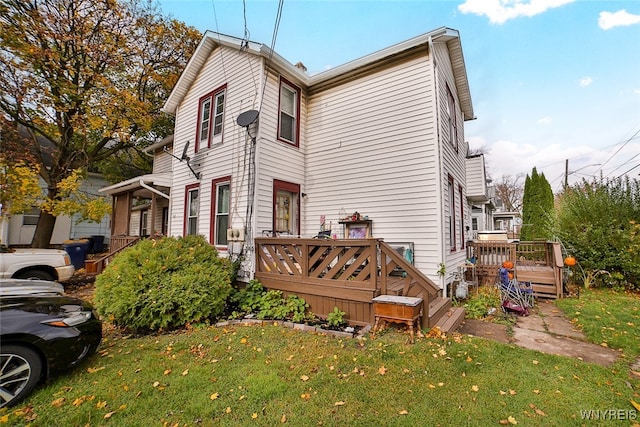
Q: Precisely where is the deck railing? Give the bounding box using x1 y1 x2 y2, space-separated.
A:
466 240 564 297
85 236 140 275
254 238 441 327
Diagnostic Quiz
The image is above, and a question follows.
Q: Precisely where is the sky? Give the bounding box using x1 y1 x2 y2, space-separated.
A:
158 0 640 192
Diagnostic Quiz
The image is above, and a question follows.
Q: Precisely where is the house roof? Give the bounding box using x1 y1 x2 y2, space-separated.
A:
162 27 474 120
99 173 171 196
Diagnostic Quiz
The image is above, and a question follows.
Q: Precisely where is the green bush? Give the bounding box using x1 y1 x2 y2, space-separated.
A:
229 279 265 313
555 177 640 290
326 306 346 328
94 235 233 332
228 279 311 323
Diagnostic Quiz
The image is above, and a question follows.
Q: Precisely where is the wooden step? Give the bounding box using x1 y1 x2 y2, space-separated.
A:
531 283 560 299
428 297 451 327
432 307 466 334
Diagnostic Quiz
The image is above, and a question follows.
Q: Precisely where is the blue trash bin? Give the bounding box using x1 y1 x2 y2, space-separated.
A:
63 239 90 270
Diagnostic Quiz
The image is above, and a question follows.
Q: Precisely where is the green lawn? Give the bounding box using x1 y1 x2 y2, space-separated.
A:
2 289 639 426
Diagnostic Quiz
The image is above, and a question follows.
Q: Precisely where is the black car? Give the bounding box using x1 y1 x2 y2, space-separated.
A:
0 279 102 408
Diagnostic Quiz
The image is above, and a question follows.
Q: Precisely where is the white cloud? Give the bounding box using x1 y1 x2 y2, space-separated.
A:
458 0 575 25
634 89 640 95
598 10 640 30
537 116 553 124
579 76 593 87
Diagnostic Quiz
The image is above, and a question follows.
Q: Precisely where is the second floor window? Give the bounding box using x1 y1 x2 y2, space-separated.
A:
278 77 300 146
196 86 226 151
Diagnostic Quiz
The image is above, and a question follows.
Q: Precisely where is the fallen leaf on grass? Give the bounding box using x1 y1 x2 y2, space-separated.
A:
104 411 116 419
50 397 65 407
499 415 518 424
300 375 310 382
210 393 220 400
87 366 105 374
163 369 171 375
471 385 479 392
182 369 189 376
334 401 346 406
281 414 287 423
631 400 640 411
252 413 258 419
398 410 408 415
378 366 387 375
225 407 232 414
96 401 107 409
300 393 311 400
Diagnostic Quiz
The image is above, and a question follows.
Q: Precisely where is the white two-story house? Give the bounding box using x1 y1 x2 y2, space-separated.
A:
158 26 474 293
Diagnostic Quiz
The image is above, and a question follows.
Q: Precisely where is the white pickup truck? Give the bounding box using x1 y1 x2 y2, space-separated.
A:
0 246 75 282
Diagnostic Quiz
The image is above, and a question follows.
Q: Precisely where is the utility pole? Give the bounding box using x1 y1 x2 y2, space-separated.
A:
564 159 569 189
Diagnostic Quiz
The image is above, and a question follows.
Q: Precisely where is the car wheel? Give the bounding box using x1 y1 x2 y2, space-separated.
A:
0 345 43 408
14 269 55 281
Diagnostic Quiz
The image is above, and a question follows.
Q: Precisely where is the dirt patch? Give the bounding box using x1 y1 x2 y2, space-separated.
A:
64 270 97 303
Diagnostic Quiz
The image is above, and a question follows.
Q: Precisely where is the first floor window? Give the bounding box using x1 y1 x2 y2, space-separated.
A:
162 207 169 236
459 185 465 249
140 210 148 237
211 178 230 246
448 175 456 251
185 184 199 236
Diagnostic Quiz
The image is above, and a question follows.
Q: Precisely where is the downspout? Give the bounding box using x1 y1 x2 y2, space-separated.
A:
429 35 446 297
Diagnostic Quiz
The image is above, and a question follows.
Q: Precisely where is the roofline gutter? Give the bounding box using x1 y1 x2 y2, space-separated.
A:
139 179 170 200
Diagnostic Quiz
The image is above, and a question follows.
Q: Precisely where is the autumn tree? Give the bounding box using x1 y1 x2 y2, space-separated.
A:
0 0 200 247
520 167 554 241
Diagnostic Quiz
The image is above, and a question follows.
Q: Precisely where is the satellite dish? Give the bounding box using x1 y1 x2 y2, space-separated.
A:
236 110 259 127
181 140 190 160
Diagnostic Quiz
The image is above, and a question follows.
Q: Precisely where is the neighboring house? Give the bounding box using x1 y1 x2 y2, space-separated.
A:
1 172 110 247
465 154 494 239
151 25 476 292
99 135 173 246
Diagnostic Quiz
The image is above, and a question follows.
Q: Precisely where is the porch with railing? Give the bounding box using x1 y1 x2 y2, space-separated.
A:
84 236 140 275
254 237 465 331
466 240 564 298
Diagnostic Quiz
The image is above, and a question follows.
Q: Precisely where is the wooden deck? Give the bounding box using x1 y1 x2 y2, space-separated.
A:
255 238 465 333
467 240 564 299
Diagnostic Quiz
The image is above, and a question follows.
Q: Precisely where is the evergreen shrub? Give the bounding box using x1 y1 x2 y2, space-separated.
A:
94 235 233 332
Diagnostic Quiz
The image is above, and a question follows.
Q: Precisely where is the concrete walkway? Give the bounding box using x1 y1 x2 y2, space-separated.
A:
458 299 620 366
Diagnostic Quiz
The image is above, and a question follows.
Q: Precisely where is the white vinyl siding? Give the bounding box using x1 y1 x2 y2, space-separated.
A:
435 42 467 270
305 54 441 276
254 70 306 238
152 149 172 174
169 44 263 240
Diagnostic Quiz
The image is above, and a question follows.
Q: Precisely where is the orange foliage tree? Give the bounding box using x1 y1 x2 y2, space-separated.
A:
0 0 200 247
